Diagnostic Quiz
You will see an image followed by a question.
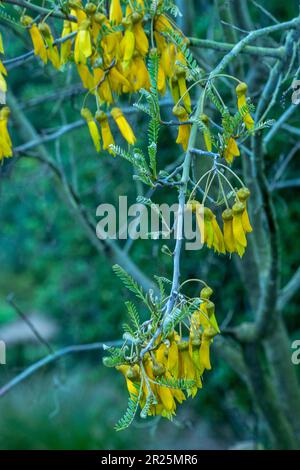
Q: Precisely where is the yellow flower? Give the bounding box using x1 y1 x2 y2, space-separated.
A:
77 63 94 90
111 107 136 145
173 105 191 151
0 32 4 54
128 55 150 92
224 137 240 164
109 66 131 94
199 329 212 371
232 201 247 257
109 0 123 24
0 60 7 94
81 107 101 152
222 208 236 254
237 187 252 233
169 77 180 104
69 0 87 31
60 21 73 65
94 68 113 104
132 13 149 57
236 82 254 130
38 23 60 69
0 106 13 160
21 16 48 64
120 19 135 70
117 365 141 398
178 341 197 397
200 114 212 152
157 61 167 95
95 110 115 153
192 206 225 254
74 19 92 64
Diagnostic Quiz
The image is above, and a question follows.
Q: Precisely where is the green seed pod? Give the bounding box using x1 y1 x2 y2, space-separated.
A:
205 301 215 317
237 187 250 202
85 2 97 14
178 341 189 352
126 367 140 381
200 286 213 300
132 12 143 24
94 12 106 24
232 201 245 216
222 208 233 222
152 363 166 377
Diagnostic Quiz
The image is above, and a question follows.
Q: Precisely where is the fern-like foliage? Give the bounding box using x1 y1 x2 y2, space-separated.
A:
125 301 141 331
115 386 142 431
110 145 154 187
167 29 202 81
153 377 196 390
163 304 190 336
102 346 126 368
113 264 146 304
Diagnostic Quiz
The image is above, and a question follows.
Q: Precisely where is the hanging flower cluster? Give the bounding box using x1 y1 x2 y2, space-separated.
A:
17 0 193 154
103 276 219 427
188 185 252 258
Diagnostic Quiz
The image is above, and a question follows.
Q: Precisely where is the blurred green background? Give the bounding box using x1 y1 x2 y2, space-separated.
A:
0 0 299 450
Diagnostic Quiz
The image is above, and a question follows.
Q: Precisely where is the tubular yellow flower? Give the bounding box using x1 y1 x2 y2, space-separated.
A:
232 201 247 257
81 107 101 152
111 107 136 145
117 365 140 398
132 13 149 57
169 77 180 104
224 137 240 164
38 23 60 69
203 207 214 248
109 0 123 24
0 32 4 54
222 208 236 254
77 63 94 90
236 82 254 130
95 110 115 153
237 187 252 233
173 105 191 151
199 329 212 371
109 66 131 93
60 21 72 65
0 106 13 160
94 68 113 104
129 56 150 92
157 62 167 94
177 68 191 113
200 114 212 152
74 19 92 64
211 215 226 254
120 20 135 70
69 0 87 31
0 60 7 93
167 337 179 378
178 341 197 397
22 16 48 64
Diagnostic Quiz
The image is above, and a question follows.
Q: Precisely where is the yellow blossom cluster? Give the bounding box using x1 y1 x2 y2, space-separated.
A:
20 0 192 153
116 287 219 420
188 187 252 257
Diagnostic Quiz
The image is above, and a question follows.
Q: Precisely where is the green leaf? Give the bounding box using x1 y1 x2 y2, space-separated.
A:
115 389 141 431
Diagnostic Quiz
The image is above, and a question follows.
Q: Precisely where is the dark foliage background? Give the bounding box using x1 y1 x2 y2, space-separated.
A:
0 0 299 449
